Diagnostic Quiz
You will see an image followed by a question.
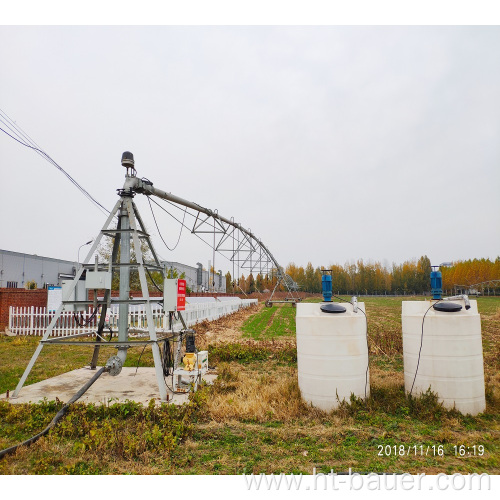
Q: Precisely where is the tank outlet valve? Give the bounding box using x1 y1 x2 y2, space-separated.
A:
351 296 358 313
105 355 123 376
444 294 471 310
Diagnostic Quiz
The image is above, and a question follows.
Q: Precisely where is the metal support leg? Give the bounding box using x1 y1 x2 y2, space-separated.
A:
126 198 168 402
91 211 122 369
12 343 44 398
117 202 130 366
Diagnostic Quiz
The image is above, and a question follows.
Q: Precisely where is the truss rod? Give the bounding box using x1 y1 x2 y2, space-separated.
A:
135 179 283 272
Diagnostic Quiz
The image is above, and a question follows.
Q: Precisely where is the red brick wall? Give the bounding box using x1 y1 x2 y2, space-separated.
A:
0 288 48 331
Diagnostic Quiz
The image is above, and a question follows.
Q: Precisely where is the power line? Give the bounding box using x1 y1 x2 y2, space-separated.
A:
147 195 186 251
0 109 110 216
0 108 42 150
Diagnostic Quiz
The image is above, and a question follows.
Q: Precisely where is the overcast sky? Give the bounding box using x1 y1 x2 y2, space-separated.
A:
1 26 499 275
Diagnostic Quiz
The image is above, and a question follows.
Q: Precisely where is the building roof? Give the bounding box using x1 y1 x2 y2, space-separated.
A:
0 249 76 266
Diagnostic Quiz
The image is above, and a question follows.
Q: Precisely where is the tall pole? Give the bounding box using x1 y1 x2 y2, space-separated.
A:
117 200 130 364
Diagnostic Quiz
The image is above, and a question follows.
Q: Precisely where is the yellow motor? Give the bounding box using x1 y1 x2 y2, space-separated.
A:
183 352 196 371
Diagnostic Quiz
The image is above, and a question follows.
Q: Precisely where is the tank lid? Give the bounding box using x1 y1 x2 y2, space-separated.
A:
320 303 347 314
433 302 462 313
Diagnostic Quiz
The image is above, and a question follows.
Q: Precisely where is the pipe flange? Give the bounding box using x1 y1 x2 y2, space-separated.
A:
105 355 123 376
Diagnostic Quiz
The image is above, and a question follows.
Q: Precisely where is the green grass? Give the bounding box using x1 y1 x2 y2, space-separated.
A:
208 342 297 365
242 304 296 339
0 336 156 395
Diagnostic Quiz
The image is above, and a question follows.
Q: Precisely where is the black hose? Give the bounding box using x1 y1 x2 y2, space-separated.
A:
162 339 174 376
0 366 107 460
409 300 442 395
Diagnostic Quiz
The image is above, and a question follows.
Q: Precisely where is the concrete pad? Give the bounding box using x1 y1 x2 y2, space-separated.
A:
0 367 217 406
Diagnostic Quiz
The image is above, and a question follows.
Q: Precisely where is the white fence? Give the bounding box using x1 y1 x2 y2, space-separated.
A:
8 298 258 337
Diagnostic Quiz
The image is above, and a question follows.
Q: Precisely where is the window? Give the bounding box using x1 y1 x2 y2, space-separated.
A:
6 281 18 288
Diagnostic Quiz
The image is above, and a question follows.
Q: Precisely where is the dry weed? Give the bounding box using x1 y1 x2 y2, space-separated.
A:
370 363 404 390
206 362 312 422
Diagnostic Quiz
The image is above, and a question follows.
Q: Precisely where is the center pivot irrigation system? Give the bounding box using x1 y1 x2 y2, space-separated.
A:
12 152 299 403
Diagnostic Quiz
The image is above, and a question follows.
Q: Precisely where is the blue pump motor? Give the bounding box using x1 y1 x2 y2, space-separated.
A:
430 266 442 300
321 270 333 302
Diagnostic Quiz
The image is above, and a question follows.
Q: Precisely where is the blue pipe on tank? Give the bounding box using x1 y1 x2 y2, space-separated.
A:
430 267 442 300
322 272 332 302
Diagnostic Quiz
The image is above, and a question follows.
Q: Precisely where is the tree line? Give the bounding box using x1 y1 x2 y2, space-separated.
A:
225 256 500 295
441 258 500 293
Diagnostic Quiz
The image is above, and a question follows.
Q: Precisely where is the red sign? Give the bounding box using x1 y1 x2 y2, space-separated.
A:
177 279 186 311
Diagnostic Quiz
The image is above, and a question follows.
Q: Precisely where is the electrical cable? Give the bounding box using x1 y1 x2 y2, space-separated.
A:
134 344 149 376
133 330 180 377
333 294 370 400
0 366 107 460
162 333 189 395
145 266 163 293
0 108 48 155
0 123 110 217
0 111 110 216
358 307 369 400
195 346 202 389
73 306 99 328
162 338 174 376
409 300 442 396
147 195 186 251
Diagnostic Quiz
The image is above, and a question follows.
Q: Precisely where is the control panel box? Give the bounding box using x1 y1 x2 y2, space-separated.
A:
196 350 208 374
163 278 186 312
85 271 112 290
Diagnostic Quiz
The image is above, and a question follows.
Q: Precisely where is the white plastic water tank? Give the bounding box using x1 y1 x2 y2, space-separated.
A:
296 302 369 411
402 299 485 415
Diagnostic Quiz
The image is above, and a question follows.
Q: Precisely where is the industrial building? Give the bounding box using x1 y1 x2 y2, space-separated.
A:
0 249 77 289
162 261 226 293
0 249 226 293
